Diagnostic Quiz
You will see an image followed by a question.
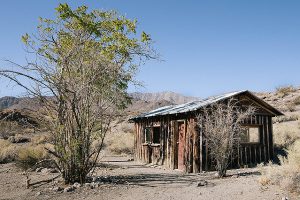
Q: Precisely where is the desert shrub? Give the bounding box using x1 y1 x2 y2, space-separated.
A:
273 123 300 149
0 121 19 139
121 123 134 133
106 132 134 155
8 134 31 143
259 141 300 194
273 115 299 123
0 139 21 163
286 102 296 112
293 96 300 105
276 85 297 98
16 145 49 170
31 134 52 144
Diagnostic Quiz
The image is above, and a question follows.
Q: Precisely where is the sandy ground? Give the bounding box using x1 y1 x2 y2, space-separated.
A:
0 157 295 200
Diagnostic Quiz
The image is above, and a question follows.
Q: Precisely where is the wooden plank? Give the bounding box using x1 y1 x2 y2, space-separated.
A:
199 119 203 172
269 116 274 160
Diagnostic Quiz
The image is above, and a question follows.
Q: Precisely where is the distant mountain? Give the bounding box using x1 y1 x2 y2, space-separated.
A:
130 91 199 105
0 92 200 116
0 96 20 110
0 96 40 111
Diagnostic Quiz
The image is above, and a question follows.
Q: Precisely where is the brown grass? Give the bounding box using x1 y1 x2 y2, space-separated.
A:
293 96 300 105
259 140 300 194
273 122 300 148
0 139 23 163
106 132 134 155
276 85 297 98
16 145 49 170
273 114 299 123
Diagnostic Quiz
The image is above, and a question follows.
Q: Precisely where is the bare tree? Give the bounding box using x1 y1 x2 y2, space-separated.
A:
0 4 156 184
196 98 255 177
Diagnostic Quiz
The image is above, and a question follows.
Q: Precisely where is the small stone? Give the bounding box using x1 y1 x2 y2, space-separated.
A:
73 182 81 188
282 197 289 200
52 186 63 192
231 174 239 178
35 192 41 196
92 177 97 182
48 168 58 173
84 183 91 188
35 167 43 173
64 186 75 193
41 168 49 174
197 180 208 187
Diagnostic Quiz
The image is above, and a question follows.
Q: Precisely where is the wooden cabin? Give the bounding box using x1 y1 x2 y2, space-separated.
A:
130 90 283 173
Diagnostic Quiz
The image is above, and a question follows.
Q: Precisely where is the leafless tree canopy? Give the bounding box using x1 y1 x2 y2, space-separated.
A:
196 98 255 177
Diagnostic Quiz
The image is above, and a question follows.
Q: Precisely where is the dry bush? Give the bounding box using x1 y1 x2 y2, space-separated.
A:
273 123 300 149
276 85 297 98
259 140 300 194
0 121 20 139
106 132 134 155
16 145 49 170
284 102 297 112
273 115 299 123
8 134 31 143
293 96 300 105
31 134 52 144
0 139 21 163
121 123 134 133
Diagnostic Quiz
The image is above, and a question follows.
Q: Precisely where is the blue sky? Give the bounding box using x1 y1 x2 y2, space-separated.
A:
0 0 300 98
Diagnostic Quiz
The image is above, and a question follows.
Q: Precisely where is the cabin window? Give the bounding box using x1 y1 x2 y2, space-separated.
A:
240 126 260 143
144 126 161 144
144 127 151 143
153 127 161 144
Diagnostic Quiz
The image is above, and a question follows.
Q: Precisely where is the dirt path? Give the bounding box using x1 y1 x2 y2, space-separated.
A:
0 157 293 200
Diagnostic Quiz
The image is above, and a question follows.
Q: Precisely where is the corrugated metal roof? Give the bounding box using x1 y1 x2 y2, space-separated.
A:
130 90 249 120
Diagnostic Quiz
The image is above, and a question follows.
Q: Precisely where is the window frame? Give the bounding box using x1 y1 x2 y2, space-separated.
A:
143 125 161 145
240 125 261 144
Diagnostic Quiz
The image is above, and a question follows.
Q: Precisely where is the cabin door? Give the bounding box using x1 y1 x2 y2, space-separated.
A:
177 121 185 171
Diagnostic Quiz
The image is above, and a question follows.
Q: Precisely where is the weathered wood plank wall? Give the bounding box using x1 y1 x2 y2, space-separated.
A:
134 113 274 173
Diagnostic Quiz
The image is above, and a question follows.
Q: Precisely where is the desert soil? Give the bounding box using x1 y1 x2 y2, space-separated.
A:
0 156 294 200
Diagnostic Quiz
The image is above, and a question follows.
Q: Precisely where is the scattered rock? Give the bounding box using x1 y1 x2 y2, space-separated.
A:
84 183 91 188
282 197 289 200
48 168 58 173
41 168 58 174
73 182 81 188
231 174 239 178
64 186 75 193
35 192 41 196
8 136 30 143
35 167 43 173
52 186 63 192
41 168 49 174
197 180 208 187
